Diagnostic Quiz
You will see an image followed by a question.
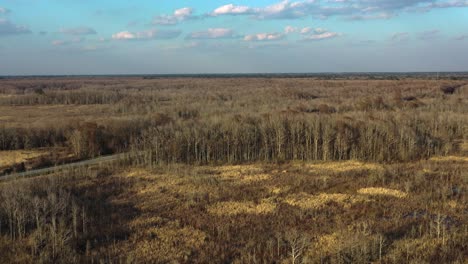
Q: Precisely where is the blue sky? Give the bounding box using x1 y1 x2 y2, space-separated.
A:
0 0 467 75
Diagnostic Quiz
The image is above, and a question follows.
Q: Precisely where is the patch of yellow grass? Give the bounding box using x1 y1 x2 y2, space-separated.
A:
216 164 263 175
357 187 407 198
129 216 165 230
461 140 468 152
285 192 368 210
128 222 206 263
0 150 48 167
124 168 152 178
447 200 460 209
315 233 341 254
215 165 271 184
207 199 277 216
422 168 432 173
268 186 287 195
238 173 271 183
429 156 468 162
119 168 223 212
307 160 383 173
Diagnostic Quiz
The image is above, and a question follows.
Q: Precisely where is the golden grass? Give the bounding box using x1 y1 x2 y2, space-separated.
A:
357 187 407 198
0 150 48 167
447 200 461 209
127 222 206 263
315 232 341 254
284 192 368 210
215 165 271 184
128 216 165 230
461 140 468 152
307 160 383 173
429 156 468 162
124 168 206 196
207 199 277 216
268 186 289 195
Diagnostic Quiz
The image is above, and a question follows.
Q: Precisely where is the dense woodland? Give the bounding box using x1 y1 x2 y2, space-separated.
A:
0 76 467 263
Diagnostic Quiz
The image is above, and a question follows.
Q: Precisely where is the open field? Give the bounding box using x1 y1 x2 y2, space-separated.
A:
0 75 467 263
0 157 465 263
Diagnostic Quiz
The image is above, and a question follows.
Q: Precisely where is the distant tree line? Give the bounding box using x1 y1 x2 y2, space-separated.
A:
132 112 463 165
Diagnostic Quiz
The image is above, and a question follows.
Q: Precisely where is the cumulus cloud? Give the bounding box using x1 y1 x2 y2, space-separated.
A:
211 4 252 16
285 26 329 35
300 27 313 34
112 29 181 40
284 26 298 34
0 18 31 36
186 28 236 39
210 0 468 21
244 32 285 41
59 27 97 35
153 7 194 25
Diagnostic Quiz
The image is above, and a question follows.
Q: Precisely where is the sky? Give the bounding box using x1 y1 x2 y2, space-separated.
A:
0 0 468 75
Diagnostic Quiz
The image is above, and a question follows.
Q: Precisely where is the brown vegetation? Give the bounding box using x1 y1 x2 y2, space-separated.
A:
0 76 466 263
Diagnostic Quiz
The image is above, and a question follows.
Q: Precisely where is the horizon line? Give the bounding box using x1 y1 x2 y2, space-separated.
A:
1 71 468 78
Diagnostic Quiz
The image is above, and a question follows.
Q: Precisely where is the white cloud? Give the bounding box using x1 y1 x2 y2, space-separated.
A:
285 26 327 35
174 7 192 17
112 31 135 40
187 28 235 39
112 29 181 40
59 27 97 35
244 32 285 41
300 27 313 34
303 31 339 40
209 0 468 21
153 7 194 25
284 26 298 34
212 4 252 15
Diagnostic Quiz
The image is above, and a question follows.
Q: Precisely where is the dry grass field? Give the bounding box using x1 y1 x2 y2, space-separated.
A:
0 75 466 263
1 157 465 263
0 150 49 168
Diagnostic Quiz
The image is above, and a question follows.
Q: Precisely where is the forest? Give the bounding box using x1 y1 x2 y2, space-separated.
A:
0 75 466 263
